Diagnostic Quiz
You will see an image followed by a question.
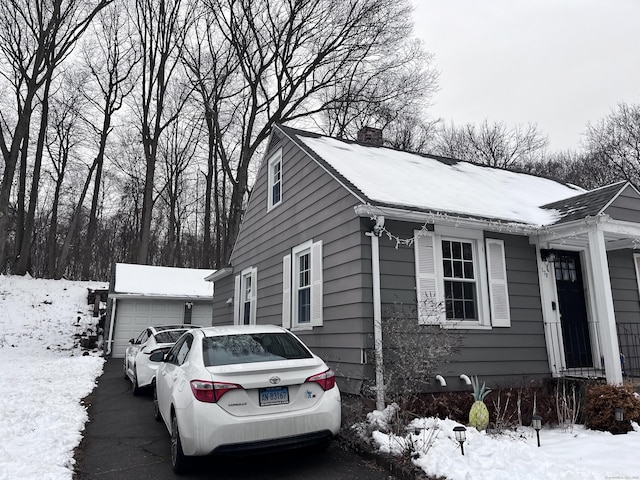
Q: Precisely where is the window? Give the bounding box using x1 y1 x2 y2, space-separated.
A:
267 150 283 210
135 329 150 344
234 267 257 325
442 239 477 321
282 240 323 330
414 227 510 328
202 332 312 367
165 334 193 365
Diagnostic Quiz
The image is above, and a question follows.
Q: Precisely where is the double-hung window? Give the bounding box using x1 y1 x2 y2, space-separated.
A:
414 227 510 328
282 240 323 330
234 267 257 325
442 239 477 321
267 150 283 210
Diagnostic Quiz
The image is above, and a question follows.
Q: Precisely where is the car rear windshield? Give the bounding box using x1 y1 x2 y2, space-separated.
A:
202 333 313 366
154 330 188 344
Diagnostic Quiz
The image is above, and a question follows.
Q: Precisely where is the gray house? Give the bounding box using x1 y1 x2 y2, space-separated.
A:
207 125 640 399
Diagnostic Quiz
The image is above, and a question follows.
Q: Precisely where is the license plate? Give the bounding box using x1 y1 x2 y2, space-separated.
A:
259 386 289 406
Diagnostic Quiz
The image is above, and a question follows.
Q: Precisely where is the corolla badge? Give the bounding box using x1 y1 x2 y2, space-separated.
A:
269 376 281 385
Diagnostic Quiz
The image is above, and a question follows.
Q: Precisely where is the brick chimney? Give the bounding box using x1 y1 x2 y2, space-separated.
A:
357 126 383 146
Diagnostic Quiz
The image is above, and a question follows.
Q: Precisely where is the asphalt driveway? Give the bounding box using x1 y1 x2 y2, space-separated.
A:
74 359 397 479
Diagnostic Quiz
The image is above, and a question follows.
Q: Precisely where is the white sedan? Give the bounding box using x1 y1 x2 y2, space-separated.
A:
151 325 341 473
124 325 201 395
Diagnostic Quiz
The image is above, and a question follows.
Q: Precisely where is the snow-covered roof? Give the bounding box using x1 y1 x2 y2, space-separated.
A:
281 126 584 226
113 263 215 297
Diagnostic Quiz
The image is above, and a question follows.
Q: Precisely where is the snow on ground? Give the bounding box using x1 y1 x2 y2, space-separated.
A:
2 274 640 480
366 404 640 480
0 275 107 480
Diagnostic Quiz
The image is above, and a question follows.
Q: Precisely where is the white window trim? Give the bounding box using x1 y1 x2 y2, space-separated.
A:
234 267 257 325
267 149 283 211
283 240 323 331
634 253 640 298
415 226 509 330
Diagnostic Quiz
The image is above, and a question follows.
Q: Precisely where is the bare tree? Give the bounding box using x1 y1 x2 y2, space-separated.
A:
0 0 113 272
200 0 435 265
382 114 439 153
524 150 618 190
157 111 200 266
320 38 438 140
182 7 239 268
43 77 85 278
433 120 548 169
584 102 640 187
131 0 192 265
79 1 139 279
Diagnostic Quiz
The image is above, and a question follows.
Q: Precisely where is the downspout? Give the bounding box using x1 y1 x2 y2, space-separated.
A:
105 297 117 356
366 215 385 411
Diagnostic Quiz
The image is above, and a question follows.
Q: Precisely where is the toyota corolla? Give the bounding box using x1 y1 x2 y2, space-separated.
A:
151 325 341 473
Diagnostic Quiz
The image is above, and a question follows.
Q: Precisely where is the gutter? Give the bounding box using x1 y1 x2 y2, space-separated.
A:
366 215 385 411
354 204 543 236
105 297 117 356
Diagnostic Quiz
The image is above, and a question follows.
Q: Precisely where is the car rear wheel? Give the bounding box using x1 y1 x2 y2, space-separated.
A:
153 384 161 422
171 412 189 474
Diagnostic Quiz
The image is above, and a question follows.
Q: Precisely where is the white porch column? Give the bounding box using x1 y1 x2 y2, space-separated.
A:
587 228 623 384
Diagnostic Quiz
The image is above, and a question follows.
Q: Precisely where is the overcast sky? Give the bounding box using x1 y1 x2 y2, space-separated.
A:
411 0 640 152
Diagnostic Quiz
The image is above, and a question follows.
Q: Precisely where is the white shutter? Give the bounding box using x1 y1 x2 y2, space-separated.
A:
310 241 323 327
249 267 257 325
634 254 640 300
233 275 241 325
282 255 291 329
486 238 511 327
414 231 442 324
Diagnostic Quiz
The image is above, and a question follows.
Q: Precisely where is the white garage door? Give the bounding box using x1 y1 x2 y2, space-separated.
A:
112 299 209 357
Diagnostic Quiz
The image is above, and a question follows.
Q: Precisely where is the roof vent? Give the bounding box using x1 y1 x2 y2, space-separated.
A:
357 126 383 146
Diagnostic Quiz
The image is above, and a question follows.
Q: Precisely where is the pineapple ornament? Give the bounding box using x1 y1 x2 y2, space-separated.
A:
468 376 491 431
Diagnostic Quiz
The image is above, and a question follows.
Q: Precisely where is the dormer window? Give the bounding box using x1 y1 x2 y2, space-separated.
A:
267 150 283 210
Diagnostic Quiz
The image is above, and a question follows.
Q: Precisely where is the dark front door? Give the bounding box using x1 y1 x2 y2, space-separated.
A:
554 251 593 368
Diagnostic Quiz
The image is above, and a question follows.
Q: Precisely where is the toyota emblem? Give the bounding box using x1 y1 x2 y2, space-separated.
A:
269 376 281 385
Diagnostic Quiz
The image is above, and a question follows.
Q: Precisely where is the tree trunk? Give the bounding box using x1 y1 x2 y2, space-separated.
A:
55 161 97 279
15 78 52 275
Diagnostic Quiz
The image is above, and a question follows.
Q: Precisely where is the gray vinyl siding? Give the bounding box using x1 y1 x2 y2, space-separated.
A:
211 274 235 325
604 186 640 222
377 221 550 390
608 249 640 324
217 131 372 394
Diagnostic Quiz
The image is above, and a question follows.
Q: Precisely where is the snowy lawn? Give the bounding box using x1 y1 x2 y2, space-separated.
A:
0 275 107 480
365 403 640 480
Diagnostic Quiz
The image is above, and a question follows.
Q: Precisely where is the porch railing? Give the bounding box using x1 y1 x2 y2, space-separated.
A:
555 321 640 381
617 322 640 378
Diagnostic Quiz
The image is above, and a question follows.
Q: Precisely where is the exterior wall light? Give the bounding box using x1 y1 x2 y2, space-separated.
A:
453 426 467 455
531 415 543 447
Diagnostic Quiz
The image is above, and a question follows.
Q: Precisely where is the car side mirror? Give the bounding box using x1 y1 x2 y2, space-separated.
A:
129 338 135 344
149 350 165 362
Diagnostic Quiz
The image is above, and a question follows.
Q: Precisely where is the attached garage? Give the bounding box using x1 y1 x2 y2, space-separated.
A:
104 263 215 358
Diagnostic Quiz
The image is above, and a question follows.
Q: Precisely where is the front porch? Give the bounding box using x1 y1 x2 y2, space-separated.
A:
534 213 640 385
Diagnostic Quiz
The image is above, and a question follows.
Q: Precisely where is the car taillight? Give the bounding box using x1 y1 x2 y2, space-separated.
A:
305 369 336 391
190 380 243 403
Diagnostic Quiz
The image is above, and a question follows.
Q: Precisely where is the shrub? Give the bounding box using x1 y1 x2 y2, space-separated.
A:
583 384 640 434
